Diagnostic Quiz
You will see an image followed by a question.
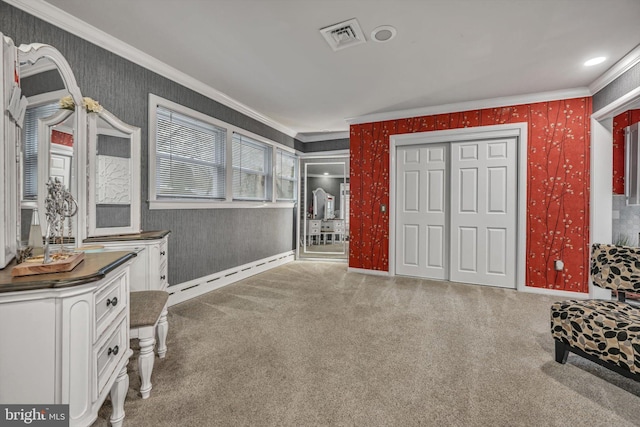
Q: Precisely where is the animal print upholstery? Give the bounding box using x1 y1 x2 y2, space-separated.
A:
591 243 640 292
551 299 640 373
551 244 640 375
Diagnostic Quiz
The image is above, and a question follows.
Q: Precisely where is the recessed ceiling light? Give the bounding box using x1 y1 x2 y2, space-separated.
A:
584 56 606 66
371 25 397 43
324 172 329 176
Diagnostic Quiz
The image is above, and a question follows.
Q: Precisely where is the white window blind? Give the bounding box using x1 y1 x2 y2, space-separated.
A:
156 106 226 199
232 133 272 201
275 149 296 201
22 102 59 200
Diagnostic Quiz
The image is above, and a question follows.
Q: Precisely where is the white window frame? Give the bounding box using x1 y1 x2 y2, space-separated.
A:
275 149 297 202
148 94 296 209
21 89 68 209
232 133 272 201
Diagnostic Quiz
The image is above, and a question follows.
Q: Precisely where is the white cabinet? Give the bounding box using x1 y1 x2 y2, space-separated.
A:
0 253 134 427
86 231 170 292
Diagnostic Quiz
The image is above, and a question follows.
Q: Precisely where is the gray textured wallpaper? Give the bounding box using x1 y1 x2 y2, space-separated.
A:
593 62 640 113
1 3 298 285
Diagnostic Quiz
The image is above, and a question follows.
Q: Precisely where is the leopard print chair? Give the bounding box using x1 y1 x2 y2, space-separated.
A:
551 243 640 380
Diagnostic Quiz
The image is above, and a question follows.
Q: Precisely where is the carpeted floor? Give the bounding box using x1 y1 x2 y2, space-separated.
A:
94 261 640 426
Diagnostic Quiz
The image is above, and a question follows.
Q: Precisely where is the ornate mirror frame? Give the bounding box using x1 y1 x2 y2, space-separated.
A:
17 42 87 245
0 33 18 268
87 109 141 236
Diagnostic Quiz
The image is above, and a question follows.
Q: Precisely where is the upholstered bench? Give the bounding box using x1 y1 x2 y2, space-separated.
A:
130 290 169 398
551 243 640 381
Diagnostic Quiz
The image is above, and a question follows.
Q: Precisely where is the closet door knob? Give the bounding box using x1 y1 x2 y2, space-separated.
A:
106 297 118 307
160 275 166 281
108 345 119 356
160 251 166 256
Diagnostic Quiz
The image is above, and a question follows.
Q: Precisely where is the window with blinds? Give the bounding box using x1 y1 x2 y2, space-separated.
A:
22 102 59 200
155 106 226 200
275 149 296 201
232 133 272 201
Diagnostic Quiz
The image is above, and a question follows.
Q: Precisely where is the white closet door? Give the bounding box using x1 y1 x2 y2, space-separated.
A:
449 138 517 288
396 144 448 279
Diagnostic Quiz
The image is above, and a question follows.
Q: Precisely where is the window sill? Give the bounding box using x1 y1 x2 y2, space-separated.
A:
148 199 296 210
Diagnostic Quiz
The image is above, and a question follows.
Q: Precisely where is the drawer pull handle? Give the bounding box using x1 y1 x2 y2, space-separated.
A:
106 297 118 307
108 345 119 356
160 275 166 280
160 251 166 256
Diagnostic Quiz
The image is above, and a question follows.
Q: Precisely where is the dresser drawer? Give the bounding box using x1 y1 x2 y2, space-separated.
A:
94 269 127 338
95 313 128 397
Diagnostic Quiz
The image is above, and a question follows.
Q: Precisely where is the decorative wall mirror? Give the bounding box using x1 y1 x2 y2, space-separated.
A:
87 109 141 236
299 159 349 260
17 42 87 247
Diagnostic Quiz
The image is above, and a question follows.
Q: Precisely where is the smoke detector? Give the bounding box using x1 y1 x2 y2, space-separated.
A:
371 25 397 43
320 18 366 51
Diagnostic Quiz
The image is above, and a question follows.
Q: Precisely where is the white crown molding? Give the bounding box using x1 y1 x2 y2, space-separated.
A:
346 87 591 125
589 43 640 95
5 0 298 138
299 149 350 158
296 131 350 143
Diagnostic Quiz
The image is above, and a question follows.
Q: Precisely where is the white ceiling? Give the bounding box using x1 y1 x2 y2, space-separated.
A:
31 0 640 137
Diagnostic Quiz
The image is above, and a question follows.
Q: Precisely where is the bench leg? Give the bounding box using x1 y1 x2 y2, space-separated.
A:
555 340 569 364
110 365 129 427
157 307 168 359
138 335 156 399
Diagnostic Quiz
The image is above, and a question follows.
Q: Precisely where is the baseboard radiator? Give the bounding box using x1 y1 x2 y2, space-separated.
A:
167 251 295 306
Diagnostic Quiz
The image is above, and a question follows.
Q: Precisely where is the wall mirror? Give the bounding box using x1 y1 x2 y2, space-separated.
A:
610 100 640 247
17 43 86 246
87 109 141 236
299 159 349 260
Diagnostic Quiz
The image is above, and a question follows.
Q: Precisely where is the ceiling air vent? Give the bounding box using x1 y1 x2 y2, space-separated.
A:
320 18 366 51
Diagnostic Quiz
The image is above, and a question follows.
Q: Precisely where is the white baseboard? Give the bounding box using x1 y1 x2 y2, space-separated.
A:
347 267 391 277
519 285 589 299
348 268 591 298
168 251 295 306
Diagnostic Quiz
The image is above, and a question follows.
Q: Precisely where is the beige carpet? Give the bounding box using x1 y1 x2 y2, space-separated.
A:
94 261 640 426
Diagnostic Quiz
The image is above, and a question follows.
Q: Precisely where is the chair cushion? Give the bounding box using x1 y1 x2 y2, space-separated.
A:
591 244 640 292
551 299 640 373
130 290 169 328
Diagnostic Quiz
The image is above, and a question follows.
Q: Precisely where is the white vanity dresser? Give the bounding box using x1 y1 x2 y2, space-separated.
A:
0 251 135 427
0 31 166 427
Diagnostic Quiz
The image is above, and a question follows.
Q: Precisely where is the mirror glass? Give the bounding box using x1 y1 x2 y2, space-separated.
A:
300 160 349 260
88 110 140 236
18 56 77 245
612 100 640 247
16 44 85 246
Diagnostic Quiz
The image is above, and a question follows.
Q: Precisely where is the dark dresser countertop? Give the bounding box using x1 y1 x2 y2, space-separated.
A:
0 251 136 293
84 230 171 243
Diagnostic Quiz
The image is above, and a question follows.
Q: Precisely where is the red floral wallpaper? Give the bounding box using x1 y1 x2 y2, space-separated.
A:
612 109 640 194
51 129 73 147
350 97 592 292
